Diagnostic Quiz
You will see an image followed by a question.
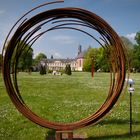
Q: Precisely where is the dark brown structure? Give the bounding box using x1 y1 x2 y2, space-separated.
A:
2 1 126 139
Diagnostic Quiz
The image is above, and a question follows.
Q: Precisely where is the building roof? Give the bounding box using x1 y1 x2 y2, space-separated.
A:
47 58 76 63
76 52 85 59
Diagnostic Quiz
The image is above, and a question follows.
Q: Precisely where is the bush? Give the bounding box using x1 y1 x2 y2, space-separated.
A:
65 64 72 75
48 69 53 74
59 69 65 74
40 65 46 75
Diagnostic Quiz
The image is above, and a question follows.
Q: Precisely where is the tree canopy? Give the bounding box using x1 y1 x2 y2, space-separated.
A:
121 33 140 72
0 54 2 72
33 53 47 66
10 41 33 72
17 44 33 71
83 47 109 72
121 36 134 69
135 31 140 45
121 36 133 50
132 32 140 72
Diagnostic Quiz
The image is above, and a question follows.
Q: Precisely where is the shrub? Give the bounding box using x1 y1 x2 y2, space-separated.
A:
65 64 72 75
48 69 53 74
40 65 46 75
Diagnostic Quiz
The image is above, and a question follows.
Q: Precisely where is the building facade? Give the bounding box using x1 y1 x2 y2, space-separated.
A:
41 45 84 72
47 59 77 71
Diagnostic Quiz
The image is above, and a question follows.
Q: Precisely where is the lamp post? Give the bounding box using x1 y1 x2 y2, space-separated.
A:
127 78 134 135
91 56 96 78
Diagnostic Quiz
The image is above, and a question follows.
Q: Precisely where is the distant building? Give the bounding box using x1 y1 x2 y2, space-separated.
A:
76 45 84 71
47 58 77 71
40 45 85 72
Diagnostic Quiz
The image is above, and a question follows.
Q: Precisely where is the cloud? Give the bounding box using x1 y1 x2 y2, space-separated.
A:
48 49 62 58
54 52 62 58
49 35 75 45
0 10 5 15
126 33 136 40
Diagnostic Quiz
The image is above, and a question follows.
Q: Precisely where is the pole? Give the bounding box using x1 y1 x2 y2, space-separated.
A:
91 63 94 78
130 85 132 135
128 79 134 136
91 57 94 78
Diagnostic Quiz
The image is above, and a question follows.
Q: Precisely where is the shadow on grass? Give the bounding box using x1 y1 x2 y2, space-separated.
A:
99 119 140 125
46 130 140 140
45 118 140 140
87 131 140 140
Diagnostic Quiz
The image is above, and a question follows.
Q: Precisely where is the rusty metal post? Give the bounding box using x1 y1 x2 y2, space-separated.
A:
55 131 73 140
55 131 62 140
68 131 73 140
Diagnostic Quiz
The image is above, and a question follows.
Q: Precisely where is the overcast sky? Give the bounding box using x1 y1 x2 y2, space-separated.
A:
0 0 139 58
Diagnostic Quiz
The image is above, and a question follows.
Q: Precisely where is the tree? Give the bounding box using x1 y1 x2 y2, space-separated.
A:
18 47 33 71
121 36 134 70
135 31 140 45
65 64 72 75
129 32 140 72
83 47 109 72
10 41 33 72
40 65 46 75
0 54 2 72
83 47 97 72
121 36 134 49
132 44 140 72
33 53 47 66
97 47 109 72
83 47 92 71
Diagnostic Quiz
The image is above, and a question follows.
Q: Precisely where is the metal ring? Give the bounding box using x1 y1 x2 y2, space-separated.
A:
2 7 126 131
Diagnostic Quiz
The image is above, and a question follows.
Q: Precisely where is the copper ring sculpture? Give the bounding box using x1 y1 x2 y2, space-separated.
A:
2 1 126 131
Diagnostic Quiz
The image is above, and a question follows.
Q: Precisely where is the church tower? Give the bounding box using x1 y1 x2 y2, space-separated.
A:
78 45 82 55
76 45 84 71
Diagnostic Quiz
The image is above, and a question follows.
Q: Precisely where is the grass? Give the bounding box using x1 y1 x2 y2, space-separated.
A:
0 72 140 140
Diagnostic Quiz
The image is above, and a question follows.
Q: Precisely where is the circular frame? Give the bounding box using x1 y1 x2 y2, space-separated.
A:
2 8 126 130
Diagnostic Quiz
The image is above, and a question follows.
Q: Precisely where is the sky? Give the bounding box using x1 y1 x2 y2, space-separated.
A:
0 0 140 59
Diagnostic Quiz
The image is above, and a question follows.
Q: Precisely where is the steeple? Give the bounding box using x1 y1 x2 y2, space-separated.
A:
78 45 82 55
51 55 53 59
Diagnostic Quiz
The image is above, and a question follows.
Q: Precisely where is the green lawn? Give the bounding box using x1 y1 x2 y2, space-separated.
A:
0 72 140 140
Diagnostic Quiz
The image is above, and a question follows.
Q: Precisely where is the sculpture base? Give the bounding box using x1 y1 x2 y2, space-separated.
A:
46 131 86 140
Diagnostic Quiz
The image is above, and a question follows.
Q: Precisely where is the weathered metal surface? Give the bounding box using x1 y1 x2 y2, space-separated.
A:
2 1 126 132
46 131 86 140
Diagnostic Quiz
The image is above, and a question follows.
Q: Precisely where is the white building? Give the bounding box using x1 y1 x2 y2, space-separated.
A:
47 59 77 71
43 45 84 71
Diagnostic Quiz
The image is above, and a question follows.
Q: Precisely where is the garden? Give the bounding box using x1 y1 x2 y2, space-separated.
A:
0 72 140 140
